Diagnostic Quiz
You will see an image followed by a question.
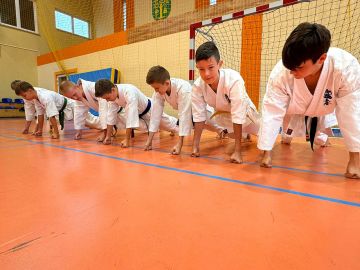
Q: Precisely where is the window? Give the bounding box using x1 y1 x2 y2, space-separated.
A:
55 10 90 38
114 0 133 32
210 0 217 5
73 18 89 38
0 0 37 33
122 0 127 31
55 11 72 33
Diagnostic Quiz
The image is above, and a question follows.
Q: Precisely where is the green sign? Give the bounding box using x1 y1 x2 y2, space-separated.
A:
152 0 171 20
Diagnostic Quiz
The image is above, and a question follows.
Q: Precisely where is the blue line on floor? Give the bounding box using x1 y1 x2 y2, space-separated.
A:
1 133 359 208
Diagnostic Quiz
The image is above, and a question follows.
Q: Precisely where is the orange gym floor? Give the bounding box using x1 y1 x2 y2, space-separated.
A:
0 118 359 270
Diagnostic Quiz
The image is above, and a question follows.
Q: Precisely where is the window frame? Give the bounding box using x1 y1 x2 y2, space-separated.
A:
210 0 217 6
0 0 38 34
54 9 91 39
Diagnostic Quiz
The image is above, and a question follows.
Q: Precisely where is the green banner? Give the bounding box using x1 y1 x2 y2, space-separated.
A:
152 0 171 20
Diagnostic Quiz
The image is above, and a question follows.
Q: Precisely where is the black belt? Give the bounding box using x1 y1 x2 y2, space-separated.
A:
305 116 318 151
139 99 151 117
176 117 194 127
59 98 67 130
118 107 123 113
138 99 151 134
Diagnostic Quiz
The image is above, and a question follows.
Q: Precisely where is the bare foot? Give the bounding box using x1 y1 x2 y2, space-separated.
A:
120 139 129 148
74 131 82 140
191 146 200 157
97 132 106 142
260 151 272 168
230 151 243 164
33 130 42 137
103 137 112 145
51 133 60 139
171 144 182 155
144 143 152 151
345 160 360 179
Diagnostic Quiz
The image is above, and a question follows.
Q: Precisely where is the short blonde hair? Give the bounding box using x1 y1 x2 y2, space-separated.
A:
59 80 75 94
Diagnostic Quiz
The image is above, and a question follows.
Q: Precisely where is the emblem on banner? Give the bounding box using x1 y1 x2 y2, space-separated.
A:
152 0 171 20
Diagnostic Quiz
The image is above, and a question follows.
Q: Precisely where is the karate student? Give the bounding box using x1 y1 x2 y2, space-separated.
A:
95 79 178 147
15 81 76 139
144 65 226 154
60 79 125 141
258 22 360 179
191 41 260 163
10 80 41 135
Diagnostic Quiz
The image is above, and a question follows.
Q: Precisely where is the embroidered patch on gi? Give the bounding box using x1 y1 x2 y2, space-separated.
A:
323 89 332 105
286 128 293 135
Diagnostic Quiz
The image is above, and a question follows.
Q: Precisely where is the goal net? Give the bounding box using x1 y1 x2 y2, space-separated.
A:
190 0 360 109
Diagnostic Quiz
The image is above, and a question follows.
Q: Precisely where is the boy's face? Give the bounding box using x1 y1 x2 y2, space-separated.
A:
196 56 223 85
290 53 327 79
150 80 170 95
101 87 117 102
63 85 83 101
19 89 37 100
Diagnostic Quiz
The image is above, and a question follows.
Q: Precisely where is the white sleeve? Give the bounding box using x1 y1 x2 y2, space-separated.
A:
257 78 290 151
178 88 192 136
98 98 108 130
149 92 165 133
73 101 88 130
106 101 119 126
44 98 59 118
191 85 207 122
34 102 45 116
336 90 360 151
24 100 36 121
124 91 140 129
334 55 360 152
229 81 249 125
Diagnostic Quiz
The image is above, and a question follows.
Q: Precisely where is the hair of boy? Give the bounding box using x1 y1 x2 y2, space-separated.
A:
146 65 170 85
10 80 22 91
59 80 75 94
95 79 114 97
195 41 220 63
282 22 331 71
14 81 34 95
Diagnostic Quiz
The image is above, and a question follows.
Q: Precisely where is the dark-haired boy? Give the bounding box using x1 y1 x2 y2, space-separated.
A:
15 81 75 139
191 41 260 163
10 80 40 134
258 22 360 179
95 79 178 147
145 65 226 154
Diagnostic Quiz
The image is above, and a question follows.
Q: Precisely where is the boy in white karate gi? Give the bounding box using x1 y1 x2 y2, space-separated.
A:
60 79 124 141
191 41 260 163
15 81 75 139
94 79 178 148
11 80 40 135
258 22 360 179
144 65 226 155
